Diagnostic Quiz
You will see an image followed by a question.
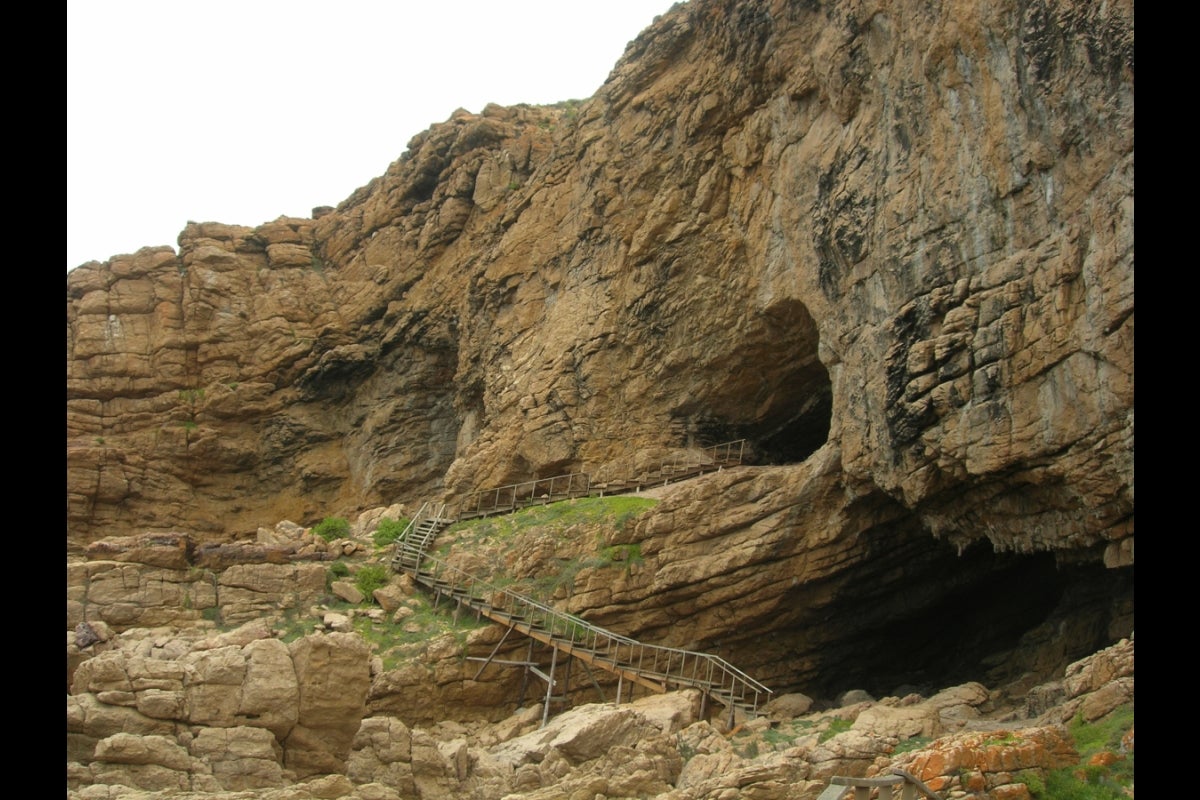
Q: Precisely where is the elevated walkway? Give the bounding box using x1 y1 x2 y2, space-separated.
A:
449 440 746 521
390 440 771 726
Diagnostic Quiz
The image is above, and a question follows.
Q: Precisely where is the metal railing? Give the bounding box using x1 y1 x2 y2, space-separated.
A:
587 439 747 492
389 440 764 720
403 548 771 718
390 500 449 572
449 473 592 520
443 440 746 519
390 500 770 720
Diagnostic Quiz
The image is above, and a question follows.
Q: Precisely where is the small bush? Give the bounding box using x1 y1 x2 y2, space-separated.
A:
326 560 350 590
373 518 409 549
314 516 351 541
355 564 391 600
735 739 760 759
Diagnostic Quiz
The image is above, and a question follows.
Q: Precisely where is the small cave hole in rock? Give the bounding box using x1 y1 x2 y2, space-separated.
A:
678 298 832 464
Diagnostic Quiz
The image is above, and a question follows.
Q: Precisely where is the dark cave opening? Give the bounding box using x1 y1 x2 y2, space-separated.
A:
747 384 833 464
679 299 833 465
790 541 1134 701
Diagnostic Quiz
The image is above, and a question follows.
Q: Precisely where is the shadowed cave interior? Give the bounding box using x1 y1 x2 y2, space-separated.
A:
671 298 1132 702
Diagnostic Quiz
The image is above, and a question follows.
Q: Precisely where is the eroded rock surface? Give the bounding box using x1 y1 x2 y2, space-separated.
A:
66 0 1133 797
67 0 1133 566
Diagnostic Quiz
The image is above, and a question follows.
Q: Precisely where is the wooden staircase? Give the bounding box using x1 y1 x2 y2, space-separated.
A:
391 487 771 727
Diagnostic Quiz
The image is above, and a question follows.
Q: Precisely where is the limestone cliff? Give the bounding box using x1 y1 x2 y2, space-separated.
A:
67 0 1132 706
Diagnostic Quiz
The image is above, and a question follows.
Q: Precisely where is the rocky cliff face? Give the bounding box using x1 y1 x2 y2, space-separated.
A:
67 0 1133 768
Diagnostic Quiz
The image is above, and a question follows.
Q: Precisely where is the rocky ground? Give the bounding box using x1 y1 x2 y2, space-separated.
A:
67 627 1134 799
68 507 1134 800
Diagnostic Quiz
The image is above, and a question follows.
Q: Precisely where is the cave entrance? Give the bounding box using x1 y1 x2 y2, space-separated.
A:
762 533 1135 703
676 299 831 464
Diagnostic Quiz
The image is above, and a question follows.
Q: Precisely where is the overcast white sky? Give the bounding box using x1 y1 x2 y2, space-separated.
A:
67 1 681 271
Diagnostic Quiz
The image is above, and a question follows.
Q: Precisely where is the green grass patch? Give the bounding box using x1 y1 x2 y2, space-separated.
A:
892 735 933 754
434 496 657 598
1020 703 1134 800
818 717 853 743
762 725 801 748
444 495 656 544
598 543 644 568
734 739 760 759
276 607 319 643
1070 705 1134 755
523 541 646 601
354 596 491 669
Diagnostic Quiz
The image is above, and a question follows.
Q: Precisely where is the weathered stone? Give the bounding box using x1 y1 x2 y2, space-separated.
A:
892 725 1079 795
189 726 284 790
851 683 990 740
372 584 407 614
348 716 415 793
85 533 193 570
284 632 371 778
238 637 300 737
64 0 1135 796
765 692 815 719
67 692 178 740
492 703 662 768
93 733 191 770
182 645 248 727
331 580 365 605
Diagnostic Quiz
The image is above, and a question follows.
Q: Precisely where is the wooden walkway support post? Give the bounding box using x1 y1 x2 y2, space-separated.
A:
541 646 558 728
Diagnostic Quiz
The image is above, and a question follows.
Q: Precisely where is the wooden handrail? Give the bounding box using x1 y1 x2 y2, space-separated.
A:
449 439 748 519
819 769 943 800
391 439 760 723
391 507 771 722
449 472 592 519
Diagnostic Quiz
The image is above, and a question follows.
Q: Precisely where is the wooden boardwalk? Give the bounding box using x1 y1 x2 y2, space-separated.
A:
390 440 771 726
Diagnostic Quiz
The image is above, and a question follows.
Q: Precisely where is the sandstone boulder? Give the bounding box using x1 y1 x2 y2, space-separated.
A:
284 632 372 778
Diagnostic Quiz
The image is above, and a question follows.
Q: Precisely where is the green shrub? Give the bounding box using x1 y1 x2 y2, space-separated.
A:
355 564 391 600
1016 770 1046 795
735 739 760 759
326 560 350 590
314 516 351 541
373 518 409 548
762 726 799 748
